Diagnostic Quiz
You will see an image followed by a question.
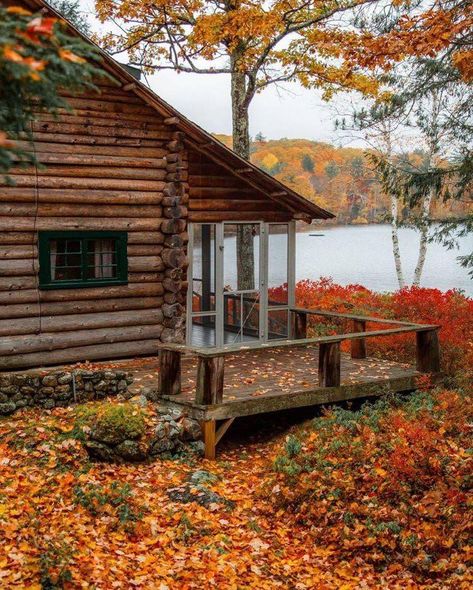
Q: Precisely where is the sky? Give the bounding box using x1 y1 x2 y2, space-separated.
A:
77 0 364 147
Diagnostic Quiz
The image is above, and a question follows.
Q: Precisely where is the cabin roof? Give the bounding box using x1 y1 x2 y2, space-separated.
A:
21 0 335 221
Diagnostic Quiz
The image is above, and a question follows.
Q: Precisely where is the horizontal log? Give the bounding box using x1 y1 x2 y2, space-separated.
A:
0 324 162 356
128 232 165 245
36 113 167 132
57 96 160 116
0 232 35 245
188 211 293 222
0 245 36 259
0 276 36 291
0 282 164 305
17 140 167 158
0 188 163 206
189 199 274 211
8 165 168 181
128 272 164 283
0 339 162 370
0 217 163 232
31 132 165 149
127 244 163 256
0 202 163 219
0 309 164 337
0 296 163 319
0 255 164 276
188 175 242 188
24 152 167 169
3 175 166 191
128 256 164 272
54 88 146 105
32 121 173 141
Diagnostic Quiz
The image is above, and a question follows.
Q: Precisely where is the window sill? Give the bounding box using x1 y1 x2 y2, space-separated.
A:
38 280 129 291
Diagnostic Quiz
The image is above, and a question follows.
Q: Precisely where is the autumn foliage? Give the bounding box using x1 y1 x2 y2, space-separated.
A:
270 278 472 379
268 387 472 585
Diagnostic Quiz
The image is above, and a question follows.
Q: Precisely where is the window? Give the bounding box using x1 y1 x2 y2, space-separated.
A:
38 231 128 289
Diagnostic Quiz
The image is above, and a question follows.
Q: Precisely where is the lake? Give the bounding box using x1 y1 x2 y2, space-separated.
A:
295 224 472 296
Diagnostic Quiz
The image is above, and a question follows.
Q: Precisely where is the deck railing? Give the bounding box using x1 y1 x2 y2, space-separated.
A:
158 308 441 404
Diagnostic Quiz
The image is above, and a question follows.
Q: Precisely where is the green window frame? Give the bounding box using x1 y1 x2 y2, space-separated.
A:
38 231 128 290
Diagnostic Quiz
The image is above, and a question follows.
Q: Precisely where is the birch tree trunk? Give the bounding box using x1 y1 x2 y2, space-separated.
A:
390 192 405 289
413 188 434 286
231 52 255 291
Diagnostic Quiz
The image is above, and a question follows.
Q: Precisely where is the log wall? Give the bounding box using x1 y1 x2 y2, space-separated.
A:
0 80 188 369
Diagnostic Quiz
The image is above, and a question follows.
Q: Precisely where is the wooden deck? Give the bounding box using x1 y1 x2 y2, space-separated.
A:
159 346 424 421
157 307 442 458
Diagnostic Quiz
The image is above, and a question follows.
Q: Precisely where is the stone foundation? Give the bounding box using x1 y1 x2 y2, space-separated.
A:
0 368 133 415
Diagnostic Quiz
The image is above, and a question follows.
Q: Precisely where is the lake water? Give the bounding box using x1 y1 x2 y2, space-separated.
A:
296 224 472 296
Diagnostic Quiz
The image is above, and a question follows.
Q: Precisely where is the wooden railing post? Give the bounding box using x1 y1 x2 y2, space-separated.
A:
158 349 181 396
416 328 440 373
351 319 367 359
319 341 341 387
195 354 225 405
291 310 307 339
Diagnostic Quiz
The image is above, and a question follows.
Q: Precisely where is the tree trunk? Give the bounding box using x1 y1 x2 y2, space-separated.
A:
413 189 434 286
231 54 255 290
390 193 405 289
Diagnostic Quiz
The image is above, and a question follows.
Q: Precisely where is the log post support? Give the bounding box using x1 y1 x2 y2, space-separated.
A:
291 310 307 339
195 354 225 405
318 341 341 387
158 349 181 396
351 319 367 359
202 420 216 460
416 328 440 373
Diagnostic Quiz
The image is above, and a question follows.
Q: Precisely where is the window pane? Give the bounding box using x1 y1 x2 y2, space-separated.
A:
223 292 260 343
192 224 216 312
242 292 260 342
268 224 288 305
267 309 289 340
87 239 117 279
224 223 259 291
50 239 82 281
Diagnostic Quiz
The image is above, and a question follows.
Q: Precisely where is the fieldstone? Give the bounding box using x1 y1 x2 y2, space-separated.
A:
104 371 116 380
56 384 71 394
13 375 26 386
42 399 55 409
0 401 16 415
14 399 28 409
42 375 57 387
84 382 94 392
188 441 205 456
57 373 72 385
94 380 108 392
39 387 55 396
0 393 8 403
130 395 148 408
20 386 36 395
0 375 13 386
115 371 126 379
0 385 19 396
181 417 202 441
83 440 116 462
125 376 134 385
141 387 159 402
115 440 147 462
117 380 127 392
12 392 27 402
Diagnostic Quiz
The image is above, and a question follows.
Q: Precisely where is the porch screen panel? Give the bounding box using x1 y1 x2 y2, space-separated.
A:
188 223 218 347
267 223 290 340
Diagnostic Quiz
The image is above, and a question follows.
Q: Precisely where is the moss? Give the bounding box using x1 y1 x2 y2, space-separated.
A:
76 402 146 445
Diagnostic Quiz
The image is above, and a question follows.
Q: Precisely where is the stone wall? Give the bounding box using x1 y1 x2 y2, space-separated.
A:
0 369 133 415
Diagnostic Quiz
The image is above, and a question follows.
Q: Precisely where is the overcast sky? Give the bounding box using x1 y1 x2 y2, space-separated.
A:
78 0 364 146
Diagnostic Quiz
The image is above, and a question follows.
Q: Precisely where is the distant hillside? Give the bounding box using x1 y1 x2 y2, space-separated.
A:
213 135 464 224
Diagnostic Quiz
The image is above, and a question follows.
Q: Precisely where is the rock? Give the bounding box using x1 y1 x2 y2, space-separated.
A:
117 380 127 392
180 417 202 441
20 386 35 395
141 387 159 402
188 441 205 456
0 385 18 396
0 393 9 403
39 387 55 396
57 373 72 385
14 399 29 409
189 470 219 486
0 401 16 415
149 436 178 455
94 380 108 392
13 375 26 386
115 440 147 462
83 440 116 463
42 399 55 409
42 375 57 387
104 371 116 380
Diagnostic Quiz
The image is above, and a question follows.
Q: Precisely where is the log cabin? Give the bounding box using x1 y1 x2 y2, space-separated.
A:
0 0 333 370
1 0 443 459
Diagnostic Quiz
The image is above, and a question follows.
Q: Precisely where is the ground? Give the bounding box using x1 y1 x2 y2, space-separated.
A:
0 385 470 589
